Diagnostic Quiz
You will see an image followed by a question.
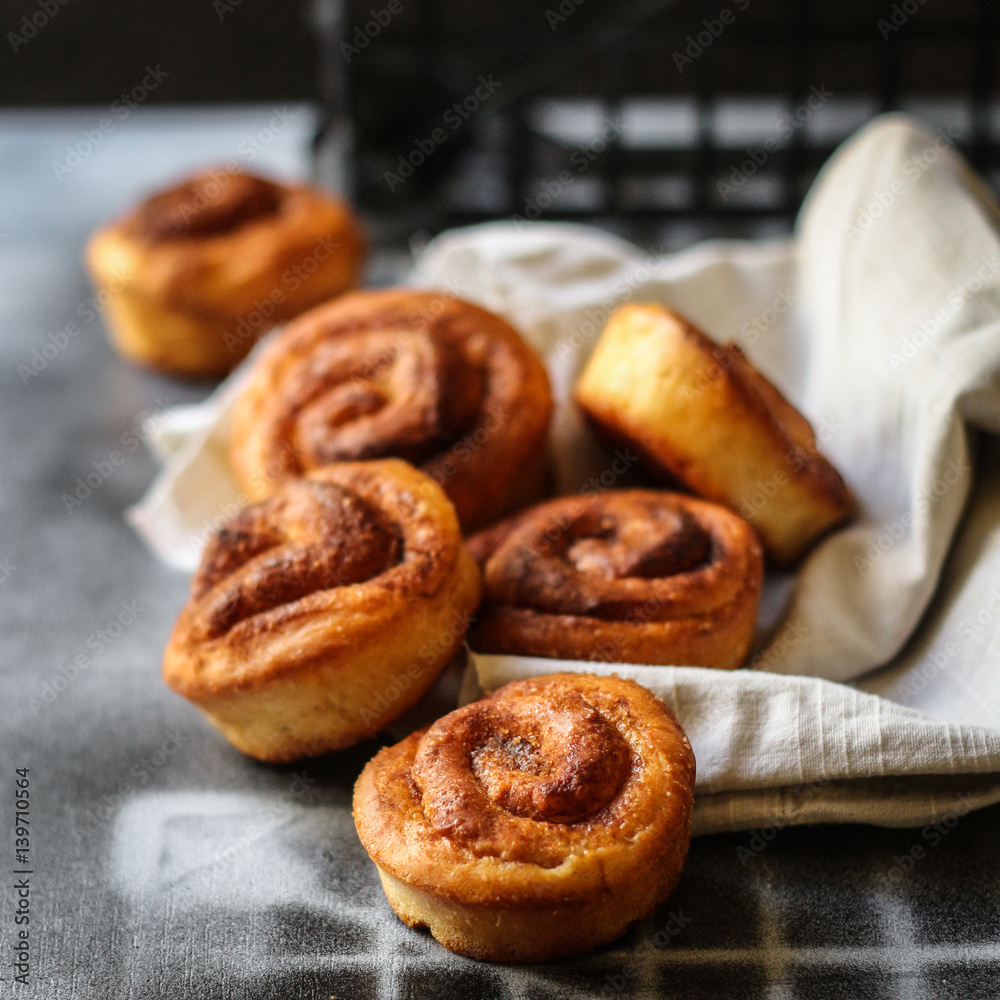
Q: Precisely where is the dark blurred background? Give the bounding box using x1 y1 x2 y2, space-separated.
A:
2 0 318 104
5 0 999 245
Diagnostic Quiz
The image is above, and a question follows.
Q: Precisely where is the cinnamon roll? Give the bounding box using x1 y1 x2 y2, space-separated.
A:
230 289 553 532
574 304 856 564
162 459 481 762
468 490 762 668
86 167 365 377
354 672 696 962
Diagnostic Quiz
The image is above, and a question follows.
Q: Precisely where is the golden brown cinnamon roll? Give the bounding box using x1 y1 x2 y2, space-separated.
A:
86 168 365 376
354 672 696 962
230 289 553 532
162 459 481 762
468 490 762 668
574 304 856 564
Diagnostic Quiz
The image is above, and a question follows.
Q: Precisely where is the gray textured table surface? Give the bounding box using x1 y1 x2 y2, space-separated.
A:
1 109 999 1000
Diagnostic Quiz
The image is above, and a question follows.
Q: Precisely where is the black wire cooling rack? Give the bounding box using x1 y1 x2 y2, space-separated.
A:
313 0 999 247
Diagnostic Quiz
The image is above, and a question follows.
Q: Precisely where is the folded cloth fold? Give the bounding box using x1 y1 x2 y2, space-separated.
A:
465 655 1000 836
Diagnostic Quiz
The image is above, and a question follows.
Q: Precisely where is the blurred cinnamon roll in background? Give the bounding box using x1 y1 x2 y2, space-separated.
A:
468 490 763 668
353 672 696 962
230 289 553 532
86 168 366 377
163 459 480 761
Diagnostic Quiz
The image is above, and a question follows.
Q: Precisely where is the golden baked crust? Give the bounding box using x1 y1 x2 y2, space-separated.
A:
230 289 554 532
86 168 366 376
574 304 856 565
467 490 763 669
353 672 695 962
162 459 481 762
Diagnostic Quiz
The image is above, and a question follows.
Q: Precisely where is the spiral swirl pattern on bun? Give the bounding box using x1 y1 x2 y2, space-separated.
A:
468 490 763 668
230 289 553 532
86 168 366 376
353 672 696 962
131 172 285 242
163 459 481 762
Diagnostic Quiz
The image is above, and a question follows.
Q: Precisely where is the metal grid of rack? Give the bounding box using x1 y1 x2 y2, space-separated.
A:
315 0 999 246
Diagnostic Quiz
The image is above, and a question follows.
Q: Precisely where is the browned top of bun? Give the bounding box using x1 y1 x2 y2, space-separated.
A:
230 289 553 531
187 477 401 643
473 490 761 624
353 672 695 906
130 172 285 242
86 167 366 317
163 459 470 699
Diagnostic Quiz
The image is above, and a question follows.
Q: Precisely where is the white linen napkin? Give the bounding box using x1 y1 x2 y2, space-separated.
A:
129 114 1000 833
